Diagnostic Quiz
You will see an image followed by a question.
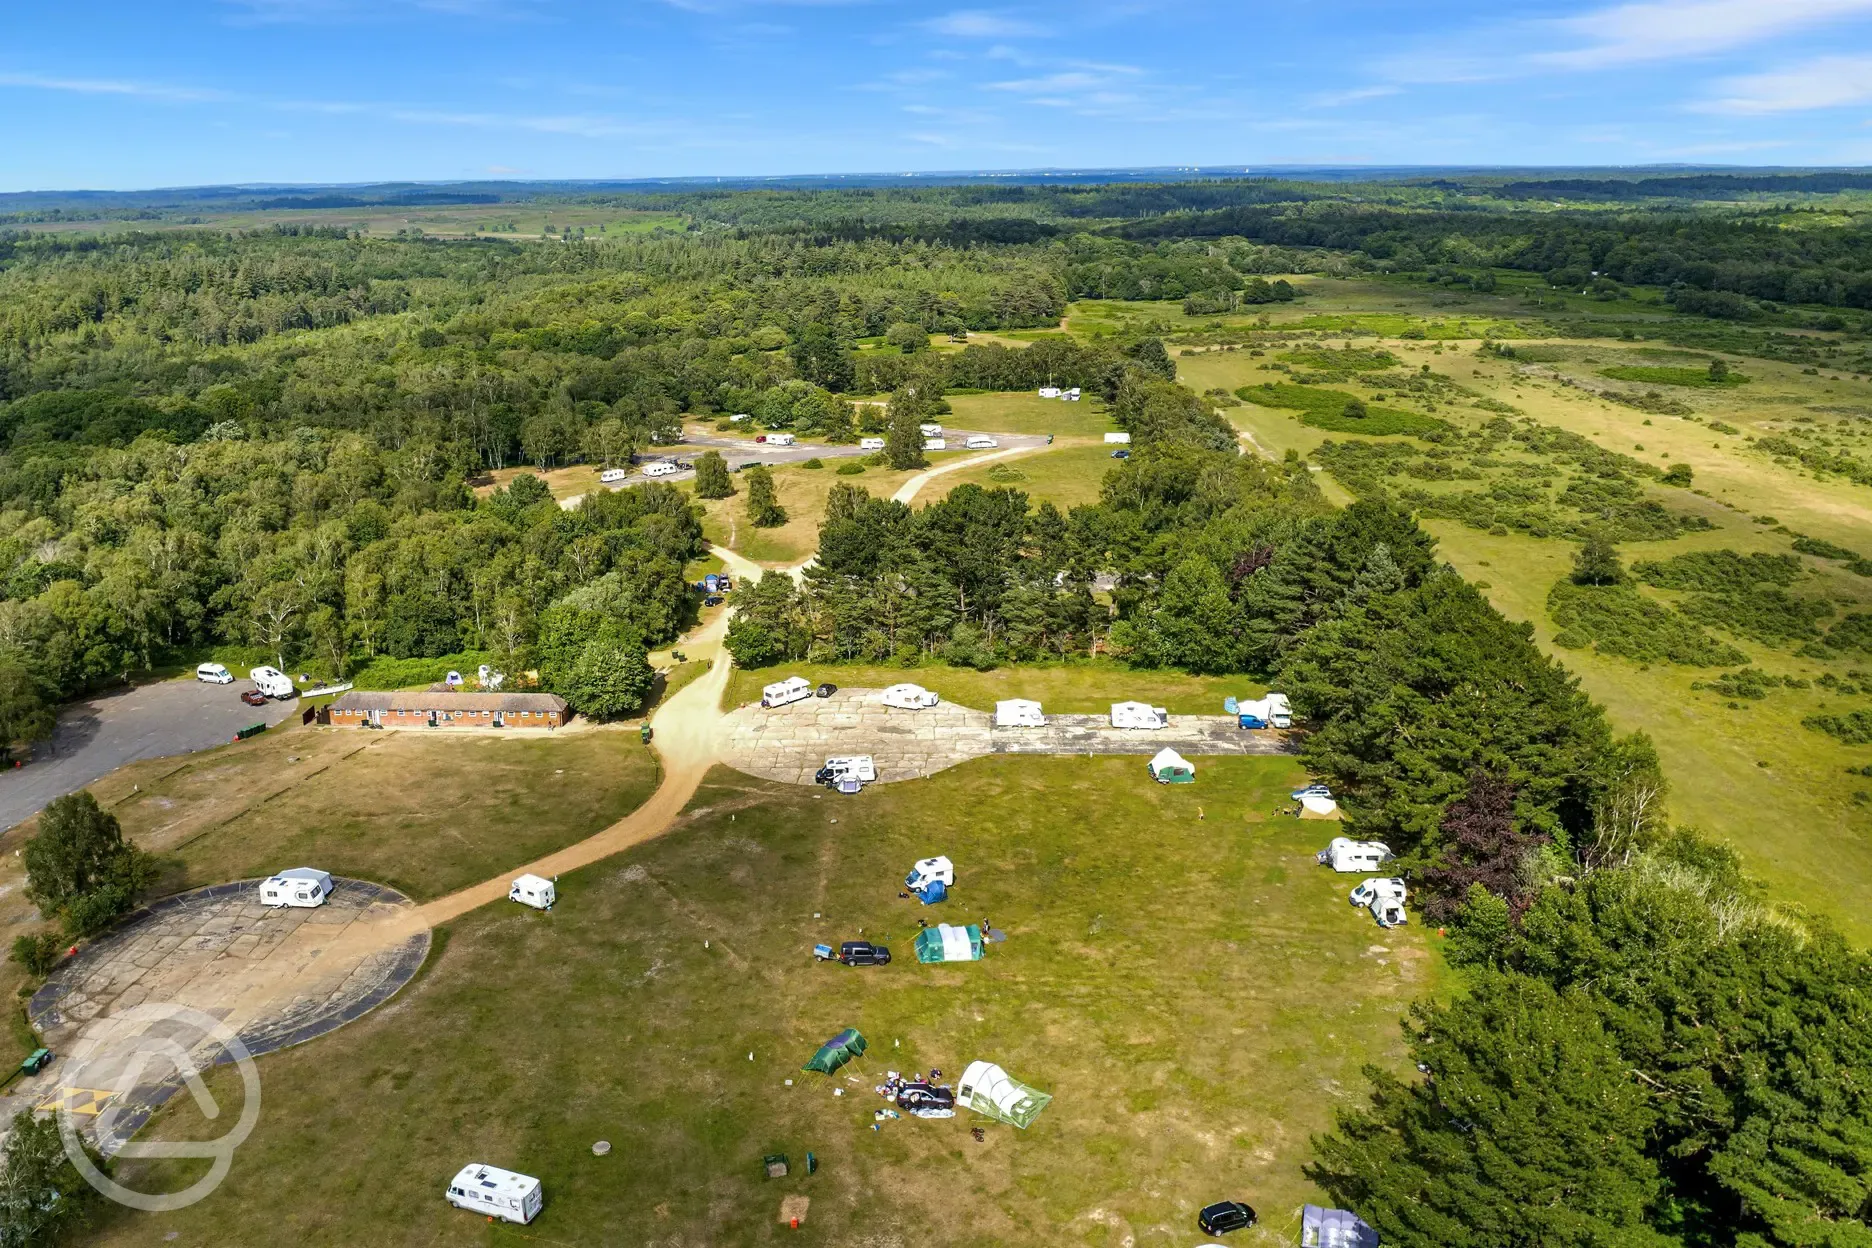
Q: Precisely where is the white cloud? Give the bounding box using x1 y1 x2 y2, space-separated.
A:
1307 85 1401 108
0 72 229 103
1698 55 1872 113
925 9 1048 38
1534 0 1872 70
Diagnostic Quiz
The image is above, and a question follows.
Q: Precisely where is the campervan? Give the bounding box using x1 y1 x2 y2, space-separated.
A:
249 666 295 699
817 755 877 784
761 676 814 709
859 436 886 451
642 461 680 478
880 683 939 710
509 874 555 910
965 435 998 449
994 699 1045 728
924 437 947 451
1109 701 1168 730
1350 878 1409 928
1317 838 1394 873
766 433 796 446
599 468 628 483
259 867 332 909
1064 387 1082 401
905 855 955 892
918 423 944 438
446 1165 543 1225
195 662 233 684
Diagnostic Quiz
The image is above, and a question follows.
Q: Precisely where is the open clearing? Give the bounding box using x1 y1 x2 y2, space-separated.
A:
87 756 1430 1247
726 663 1257 715
940 439 1116 510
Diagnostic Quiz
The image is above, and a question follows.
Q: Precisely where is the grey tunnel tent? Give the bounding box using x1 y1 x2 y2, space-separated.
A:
913 923 985 964
956 1060 1051 1129
802 1028 867 1075
1302 1204 1379 1248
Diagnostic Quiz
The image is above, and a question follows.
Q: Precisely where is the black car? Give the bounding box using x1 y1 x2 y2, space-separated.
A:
1198 1201 1258 1235
704 595 724 607
816 683 837 698
895 1082 956 1118
838 941 891 966
1110 449 1130 459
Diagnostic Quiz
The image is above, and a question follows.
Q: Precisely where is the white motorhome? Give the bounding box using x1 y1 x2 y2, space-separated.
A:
642 461 680 478
859 436 886 451
994 699 1045 728
924 437 947 451
446 1164 543 1225
918 423 944 437
729 413 751 422
1317 838 1394 873
1064 387 1082 401
761 676 814 709
599 468 628 483
881 683 939 710
1350 878 1409 928
1109 701 1168 730
821 755 877 783
905 855 955 891
766 433 796 446
1037 386 1062 398
509 874 555 910
249 666 295 699
259 867 332 909
965 435 998 449
195 662 233 684
1103 432 1132 445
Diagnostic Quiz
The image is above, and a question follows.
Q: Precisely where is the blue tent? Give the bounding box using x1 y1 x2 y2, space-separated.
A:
916 879 948 905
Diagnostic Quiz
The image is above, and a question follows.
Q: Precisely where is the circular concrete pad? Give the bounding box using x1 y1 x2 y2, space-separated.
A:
13 878 428 1149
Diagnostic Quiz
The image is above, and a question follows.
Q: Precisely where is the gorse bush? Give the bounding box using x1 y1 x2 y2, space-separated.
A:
1547 581 1747 666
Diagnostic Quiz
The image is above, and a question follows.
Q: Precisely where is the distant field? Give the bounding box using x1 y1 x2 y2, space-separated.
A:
91 756 1432 1247
939 440 1116 510
944 391 1117 438
726 662 1255 714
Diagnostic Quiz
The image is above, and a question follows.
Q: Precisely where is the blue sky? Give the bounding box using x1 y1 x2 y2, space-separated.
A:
7 0 1872 190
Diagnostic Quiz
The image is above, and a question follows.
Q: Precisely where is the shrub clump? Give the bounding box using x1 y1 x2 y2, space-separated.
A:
1805 709 1872 745
1547 581 1747 667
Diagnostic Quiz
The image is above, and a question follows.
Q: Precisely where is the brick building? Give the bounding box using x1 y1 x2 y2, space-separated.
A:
328 690 570 730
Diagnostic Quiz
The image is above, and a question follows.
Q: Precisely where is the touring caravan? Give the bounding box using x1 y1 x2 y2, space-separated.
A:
642 461 680 478
509 874 555 910
446 1164 542 1225
599 467 628 483
965 435 998 449
1350 878 1409 928
1318 838 1393 873
994 699 1045 728
1110 701 1168 730
249 666 295 699
1037 386 1062 399
259 867 332 909
924 437 948 451
766 433 796 446
859 436 886 451
881 683 939 710
1103 432 1131 444
761 676 814 709
918 424 944 438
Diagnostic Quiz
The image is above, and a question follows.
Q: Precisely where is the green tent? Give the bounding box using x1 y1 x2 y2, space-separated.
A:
914 923 985 964
957 1060 1052 1129
802 1027 867 1075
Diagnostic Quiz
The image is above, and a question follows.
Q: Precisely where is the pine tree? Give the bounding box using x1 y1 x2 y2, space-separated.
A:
693 451 734 499
885 387 929 470
744 465 787 527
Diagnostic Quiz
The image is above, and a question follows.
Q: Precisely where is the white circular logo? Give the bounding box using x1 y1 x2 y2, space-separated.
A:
56 1002 262 1212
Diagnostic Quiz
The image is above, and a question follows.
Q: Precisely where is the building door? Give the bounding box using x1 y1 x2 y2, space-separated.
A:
427 710 439 727
493 712 505 727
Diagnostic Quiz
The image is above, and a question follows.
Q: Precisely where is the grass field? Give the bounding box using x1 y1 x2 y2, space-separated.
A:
727 663 1256 715
939 440 1116 510
943 391 1117 438
89 756 1433 1247
1177 310 1872 943
691 459 934 565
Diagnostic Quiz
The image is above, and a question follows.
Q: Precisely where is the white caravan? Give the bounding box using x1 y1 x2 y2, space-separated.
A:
642 461 680 478
1317 838 1394 873
924 437 948 451
822 755 877 783
249 666 295 698
859 436 886 451
1037 386 1062 398
1103 432 1132 444
509 874 555 910
446 1164 543 1225
918 423 944 437
905 855 955 892
994 699 1046 728
1109 701 1169 730
761 676 814 709
1350 878 1409 928
599 467 628 483
881 683 939 710
765 432 796 446
1063 387 1082 401
259 867 332 909
195 662 233 684
965 435 998 449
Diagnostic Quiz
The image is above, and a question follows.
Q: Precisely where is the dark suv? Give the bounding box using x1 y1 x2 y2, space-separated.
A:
1198 1201 1258 1235
838 941 891 966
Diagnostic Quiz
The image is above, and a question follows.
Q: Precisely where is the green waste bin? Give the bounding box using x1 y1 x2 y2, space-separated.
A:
640 724 653 744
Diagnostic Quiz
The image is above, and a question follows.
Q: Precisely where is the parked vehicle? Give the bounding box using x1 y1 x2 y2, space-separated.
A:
765 433 795 446
965 435 998 449
1110 449 1130 459
259 867 332 909
881 683 939 710
838 941 891 966
599 468 628 483
642 461 680 478
754 434 768 443
1198 1201 1258 1235
761 676 814 708
1292 782 1333 801
859 436 886 451
815 755 876 785
905 855 955 893
195 662 233 684
249 665 295 698
240 689 268 706
1103 432 1131 444
918 423 944 437
816 682 837 698
924 437 947 451
1351 878 1409 927
446 1164 542 1225
1317 838 1394 873
895 1081 956 1118
704 594 724 607
1110 701 1168 730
